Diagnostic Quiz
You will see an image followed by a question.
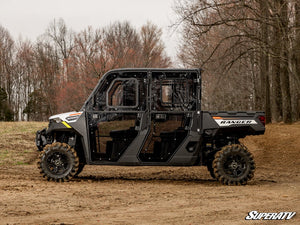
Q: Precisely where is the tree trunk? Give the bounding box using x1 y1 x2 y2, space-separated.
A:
294 2 300 84
271 30 282 122
259 0 272 123
280 50 292 123
279 0 292 123
292 1 300 121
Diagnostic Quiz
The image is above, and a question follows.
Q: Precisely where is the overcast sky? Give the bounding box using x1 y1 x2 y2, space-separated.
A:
0 0 179 59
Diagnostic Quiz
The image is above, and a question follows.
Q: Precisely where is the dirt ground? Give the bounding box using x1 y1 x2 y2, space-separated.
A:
0 122 299 224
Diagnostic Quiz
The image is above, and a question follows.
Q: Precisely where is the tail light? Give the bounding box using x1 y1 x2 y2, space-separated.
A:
258 115 266 126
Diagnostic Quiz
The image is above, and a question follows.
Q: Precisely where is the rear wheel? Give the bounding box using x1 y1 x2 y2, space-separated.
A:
213 144 255 185
38 142 79 182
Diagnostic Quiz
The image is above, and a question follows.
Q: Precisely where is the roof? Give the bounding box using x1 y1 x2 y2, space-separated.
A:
107 68 202 73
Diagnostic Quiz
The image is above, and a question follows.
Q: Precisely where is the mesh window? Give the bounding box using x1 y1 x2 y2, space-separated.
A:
152 76 197 111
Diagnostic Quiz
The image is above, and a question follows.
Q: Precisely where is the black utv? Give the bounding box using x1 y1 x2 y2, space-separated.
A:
36 68 265 185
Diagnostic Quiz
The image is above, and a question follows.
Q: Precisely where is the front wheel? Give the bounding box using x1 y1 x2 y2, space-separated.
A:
37 142 79 182
74 163 85 177
213 144 255 185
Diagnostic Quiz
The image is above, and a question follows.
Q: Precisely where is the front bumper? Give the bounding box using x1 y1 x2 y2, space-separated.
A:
36 128 47 151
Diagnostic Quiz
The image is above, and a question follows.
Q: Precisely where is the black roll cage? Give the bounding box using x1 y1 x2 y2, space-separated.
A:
82 68 202 113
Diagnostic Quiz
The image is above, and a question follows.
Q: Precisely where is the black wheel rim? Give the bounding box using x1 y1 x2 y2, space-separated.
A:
223 154 247 178
46 152 71 175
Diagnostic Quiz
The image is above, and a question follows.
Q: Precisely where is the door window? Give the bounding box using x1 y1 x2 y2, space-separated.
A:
151 73 197 111
107 79 138 107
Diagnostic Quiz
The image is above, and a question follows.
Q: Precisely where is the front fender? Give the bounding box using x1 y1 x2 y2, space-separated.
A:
46 121 73 134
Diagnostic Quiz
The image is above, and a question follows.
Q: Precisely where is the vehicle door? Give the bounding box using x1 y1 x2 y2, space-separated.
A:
139 71 198 162
86 71 147 162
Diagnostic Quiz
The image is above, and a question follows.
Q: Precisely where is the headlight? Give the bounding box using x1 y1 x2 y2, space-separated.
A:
66 115 80 122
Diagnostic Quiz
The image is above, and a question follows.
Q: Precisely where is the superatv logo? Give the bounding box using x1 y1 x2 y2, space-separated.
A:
245 211 296 220
214 119 257 127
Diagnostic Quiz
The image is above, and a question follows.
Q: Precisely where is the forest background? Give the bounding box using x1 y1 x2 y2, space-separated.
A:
0 0 299 123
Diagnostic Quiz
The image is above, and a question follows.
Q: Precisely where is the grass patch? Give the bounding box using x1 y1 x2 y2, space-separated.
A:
15 161 29 165
0 121 48 166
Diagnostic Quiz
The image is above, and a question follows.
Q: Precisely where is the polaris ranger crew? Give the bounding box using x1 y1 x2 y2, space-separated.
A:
36 68 265 185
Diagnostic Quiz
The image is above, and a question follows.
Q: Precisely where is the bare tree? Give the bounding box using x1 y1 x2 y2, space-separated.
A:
0 25 14 107
173 0 299 123
1 20 172 120
73 27 107 77
14 40 35 120
103 21 141 68
46 18 75 80
291 0 300 120
140 22 171 67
